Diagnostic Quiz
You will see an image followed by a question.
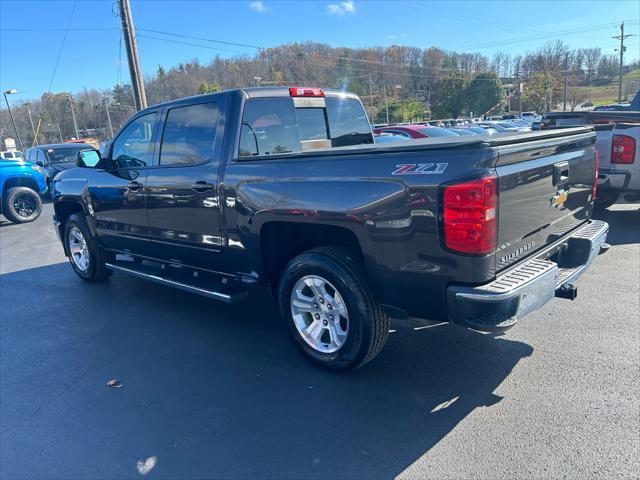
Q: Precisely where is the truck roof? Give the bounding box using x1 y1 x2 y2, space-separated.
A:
139 86 360 113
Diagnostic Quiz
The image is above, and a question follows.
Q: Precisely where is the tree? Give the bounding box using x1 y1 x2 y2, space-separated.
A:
431 78 467 118
464 73 503 117
567 88 587 111
197 82 221 94
521 73 547 113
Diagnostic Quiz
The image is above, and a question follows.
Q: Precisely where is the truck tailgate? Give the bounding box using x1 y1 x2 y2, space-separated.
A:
493 129 596 271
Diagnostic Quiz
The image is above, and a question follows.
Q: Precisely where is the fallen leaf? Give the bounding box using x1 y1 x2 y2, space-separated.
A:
137 456 157 475
106 378 122 388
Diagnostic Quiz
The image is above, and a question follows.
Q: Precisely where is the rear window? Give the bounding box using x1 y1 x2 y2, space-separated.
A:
418 127 459 137
238 96 373 157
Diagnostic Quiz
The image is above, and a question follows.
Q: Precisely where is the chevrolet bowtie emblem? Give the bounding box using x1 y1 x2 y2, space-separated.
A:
550 189 568 208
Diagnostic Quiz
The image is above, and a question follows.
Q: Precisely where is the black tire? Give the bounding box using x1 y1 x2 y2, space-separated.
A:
2 186 42 224
278 247 389 371
594 189 619 211
63 213 113 282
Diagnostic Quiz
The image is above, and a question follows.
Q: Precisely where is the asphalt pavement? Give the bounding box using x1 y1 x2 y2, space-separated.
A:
1 203 638 479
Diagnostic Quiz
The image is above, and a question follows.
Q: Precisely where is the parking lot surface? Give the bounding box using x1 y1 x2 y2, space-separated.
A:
1 203 639 479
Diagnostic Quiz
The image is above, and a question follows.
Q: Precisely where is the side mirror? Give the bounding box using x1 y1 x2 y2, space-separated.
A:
35 160 45 167
76 149 101 168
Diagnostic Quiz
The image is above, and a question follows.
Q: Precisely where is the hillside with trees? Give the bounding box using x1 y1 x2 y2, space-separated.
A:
1 40 638 146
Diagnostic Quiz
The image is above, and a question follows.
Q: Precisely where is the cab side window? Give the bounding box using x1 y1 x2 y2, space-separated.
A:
159 103 219 166
110 112 158 168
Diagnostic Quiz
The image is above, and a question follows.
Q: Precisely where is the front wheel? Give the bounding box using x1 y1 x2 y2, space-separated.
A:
2 186 42 224
64 213 112 282
278 247 389 371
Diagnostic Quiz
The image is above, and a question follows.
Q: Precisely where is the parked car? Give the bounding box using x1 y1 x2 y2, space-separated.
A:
374 133 408 143
1 158 47 223
53 86 608 370
541 109 639 209
24 143 93 192
446 127 475 136
0 151 23 160
477 121 526 132
374 124 459 139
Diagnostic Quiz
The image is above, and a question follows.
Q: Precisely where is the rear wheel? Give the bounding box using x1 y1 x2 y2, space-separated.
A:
278 247 389 370
2 186 42 224
64 213 112 282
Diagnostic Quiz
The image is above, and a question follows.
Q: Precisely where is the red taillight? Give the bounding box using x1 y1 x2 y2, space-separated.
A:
289 87 325 97
593 149 599 200
611 134 636 164
443 176 497 254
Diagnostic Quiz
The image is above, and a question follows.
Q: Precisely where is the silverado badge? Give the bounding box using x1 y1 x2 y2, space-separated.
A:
550 189 568 208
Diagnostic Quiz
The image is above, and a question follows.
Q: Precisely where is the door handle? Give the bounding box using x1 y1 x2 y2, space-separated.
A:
127 181 143 191
191 181 214 192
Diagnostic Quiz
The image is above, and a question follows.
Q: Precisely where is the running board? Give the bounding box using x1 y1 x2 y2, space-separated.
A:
105 261 248 303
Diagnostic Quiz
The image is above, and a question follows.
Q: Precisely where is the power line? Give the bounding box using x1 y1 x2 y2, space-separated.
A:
137 34 250 55
45 0 78 94
137 28 263 50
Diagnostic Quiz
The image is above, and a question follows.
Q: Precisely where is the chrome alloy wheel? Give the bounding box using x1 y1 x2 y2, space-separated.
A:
68 226 90 272
290 275 349 353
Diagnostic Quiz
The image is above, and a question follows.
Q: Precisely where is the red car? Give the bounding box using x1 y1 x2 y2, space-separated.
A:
373 124 460 139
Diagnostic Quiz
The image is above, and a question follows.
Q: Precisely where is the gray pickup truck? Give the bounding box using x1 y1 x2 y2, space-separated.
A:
541 109 639 208
52 87 608 370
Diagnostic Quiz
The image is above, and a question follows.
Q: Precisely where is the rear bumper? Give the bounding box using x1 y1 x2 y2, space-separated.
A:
446 219 609 331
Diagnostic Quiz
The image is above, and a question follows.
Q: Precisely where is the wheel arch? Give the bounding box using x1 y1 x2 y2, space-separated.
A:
2 177 39 197
260 221 365 287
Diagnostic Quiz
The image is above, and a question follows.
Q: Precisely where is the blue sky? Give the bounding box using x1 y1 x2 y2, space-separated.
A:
1 0 639 101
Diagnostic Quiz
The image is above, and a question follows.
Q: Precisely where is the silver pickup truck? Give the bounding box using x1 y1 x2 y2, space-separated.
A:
541 110 640 209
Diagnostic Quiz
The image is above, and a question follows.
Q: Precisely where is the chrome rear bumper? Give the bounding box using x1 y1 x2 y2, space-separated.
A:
446 220 609 331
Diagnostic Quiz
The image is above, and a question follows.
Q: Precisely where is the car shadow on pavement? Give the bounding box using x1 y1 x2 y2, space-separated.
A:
593 206 640 246
1 263 533 479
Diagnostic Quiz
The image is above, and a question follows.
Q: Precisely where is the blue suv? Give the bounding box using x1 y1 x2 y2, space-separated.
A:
0 158 47 224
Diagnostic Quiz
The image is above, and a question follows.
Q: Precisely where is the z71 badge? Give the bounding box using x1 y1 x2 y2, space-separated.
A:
392 163 448 175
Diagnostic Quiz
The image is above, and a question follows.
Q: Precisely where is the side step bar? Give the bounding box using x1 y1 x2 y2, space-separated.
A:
105 262 248 303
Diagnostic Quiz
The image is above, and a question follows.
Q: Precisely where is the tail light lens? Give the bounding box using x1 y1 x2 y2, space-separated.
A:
443 176 497 254
611 134 636 164
593 149 599 200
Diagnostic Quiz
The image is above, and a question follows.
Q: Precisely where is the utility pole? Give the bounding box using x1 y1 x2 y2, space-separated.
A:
563 52 568 112
3 90 24 151
56 123 64 142
25 103 38 145
383 85 389 124
104 99 114 138
519 82 523 116
613 22 633 103
67 94 79 139
119 0 147 110
368 74 374 121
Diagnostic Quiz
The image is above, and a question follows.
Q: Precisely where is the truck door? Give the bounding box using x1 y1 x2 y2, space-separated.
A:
90 111 160 253
144 99 226 272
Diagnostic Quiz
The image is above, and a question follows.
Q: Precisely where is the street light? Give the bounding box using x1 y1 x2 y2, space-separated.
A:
3 89 24 151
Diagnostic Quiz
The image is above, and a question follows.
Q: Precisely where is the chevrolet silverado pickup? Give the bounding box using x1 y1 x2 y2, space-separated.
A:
52 87 608 370
541 108 640 208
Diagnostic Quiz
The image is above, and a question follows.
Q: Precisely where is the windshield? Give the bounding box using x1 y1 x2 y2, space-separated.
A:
45 146 89 163
418 127 459 137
